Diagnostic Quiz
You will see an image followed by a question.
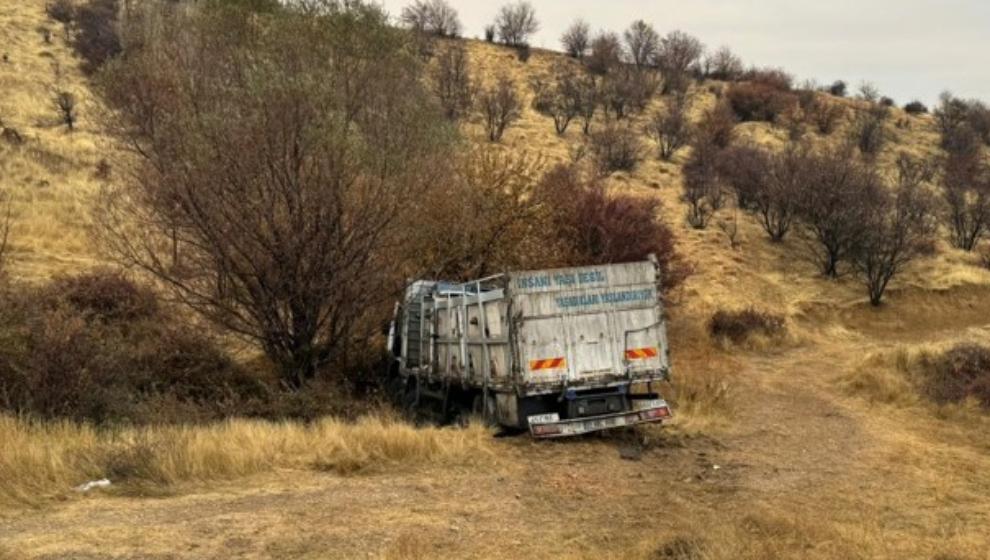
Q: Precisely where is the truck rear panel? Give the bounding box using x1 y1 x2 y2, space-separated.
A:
508 262 670 395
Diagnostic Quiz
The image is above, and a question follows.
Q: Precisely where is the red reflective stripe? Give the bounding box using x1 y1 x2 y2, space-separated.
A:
530 357 567 370
626 347 659 360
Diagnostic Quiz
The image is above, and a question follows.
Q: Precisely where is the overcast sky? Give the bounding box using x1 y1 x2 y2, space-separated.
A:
376 0 990 106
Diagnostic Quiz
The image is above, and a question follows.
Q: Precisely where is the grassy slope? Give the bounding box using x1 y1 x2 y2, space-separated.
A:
1 4 990 559
0 0 105 280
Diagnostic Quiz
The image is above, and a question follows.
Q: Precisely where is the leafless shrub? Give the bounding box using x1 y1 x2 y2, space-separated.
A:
852 104 890 158
401 0 461 37
531 62 583 134
46 0 74 24
903 100 927 115
709 308 785 344
52 90 77 131
682 142 720 229
645 95 692 161
694 100 737 149
585 31 623 76
828 80 847 97
726 82 796 123
72 0 121 74
624 20 659 69
483 24 495 43
97 4 451 387
561 19 590 59
432 42 474 120
575 73 599 135
941 150 990 251
851 155 937 305
589 122 644 175
601 67 658 120
806 95 846 135
479 74 521 142
0 272 263 423
720 145 803 242
655 30 704 95
742 67 794 91
493 1 538 47
408 149 549 280
795 148 884 278
703 46 743 81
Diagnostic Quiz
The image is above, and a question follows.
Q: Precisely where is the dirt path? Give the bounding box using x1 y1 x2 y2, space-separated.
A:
2 325 988 559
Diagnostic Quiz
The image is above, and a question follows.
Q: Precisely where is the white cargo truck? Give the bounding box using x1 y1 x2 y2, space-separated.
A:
386 258 673 438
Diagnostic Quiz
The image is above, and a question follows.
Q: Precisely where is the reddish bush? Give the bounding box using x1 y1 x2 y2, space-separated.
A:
742 67 794 91
538 165 687 293
0 273 265 423
727 82 797 123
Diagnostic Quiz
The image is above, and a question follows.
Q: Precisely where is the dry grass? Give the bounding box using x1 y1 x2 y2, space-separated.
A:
0 0 109 281
0 414 494 508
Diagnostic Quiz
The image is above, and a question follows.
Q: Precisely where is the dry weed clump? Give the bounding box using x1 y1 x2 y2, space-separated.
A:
843 344 990 413
0 415 493 507
919 344 990 409
708 308 786 347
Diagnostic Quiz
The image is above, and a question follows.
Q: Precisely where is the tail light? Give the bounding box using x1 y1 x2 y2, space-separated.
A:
639 407 671 421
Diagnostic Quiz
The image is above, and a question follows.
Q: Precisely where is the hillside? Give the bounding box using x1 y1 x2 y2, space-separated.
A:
2 2 990 559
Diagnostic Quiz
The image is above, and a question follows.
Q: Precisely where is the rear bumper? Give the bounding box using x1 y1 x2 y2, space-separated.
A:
528 401 672 438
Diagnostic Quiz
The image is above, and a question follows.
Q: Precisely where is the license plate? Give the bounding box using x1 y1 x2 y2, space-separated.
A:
528 413 560 425
633 399 667 411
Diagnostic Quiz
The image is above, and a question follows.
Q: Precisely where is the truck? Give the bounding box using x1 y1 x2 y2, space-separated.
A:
386 258 673 438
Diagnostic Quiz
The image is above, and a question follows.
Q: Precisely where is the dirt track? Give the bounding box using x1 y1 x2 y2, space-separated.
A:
5 300 987 560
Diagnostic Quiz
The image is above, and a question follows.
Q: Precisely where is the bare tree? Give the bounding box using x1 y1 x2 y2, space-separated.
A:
682 141 721 229
796 148 884 278
655 30 704 95
561 19 590 59
576 72 599 134
645 95 692 161
852 155 937 305
96 3 452 387
694 100 737 149
432 42 474 120
401 0 461 37
531 62 583 134
53 90 77 131
479 74 522 142
624 20 659 69
600 66 658 120
942 150 990 251
704 46 743 81
494 1 538 47
585 31 623 76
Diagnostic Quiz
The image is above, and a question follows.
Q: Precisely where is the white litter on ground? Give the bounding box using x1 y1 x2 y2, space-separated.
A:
75 479 112 492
